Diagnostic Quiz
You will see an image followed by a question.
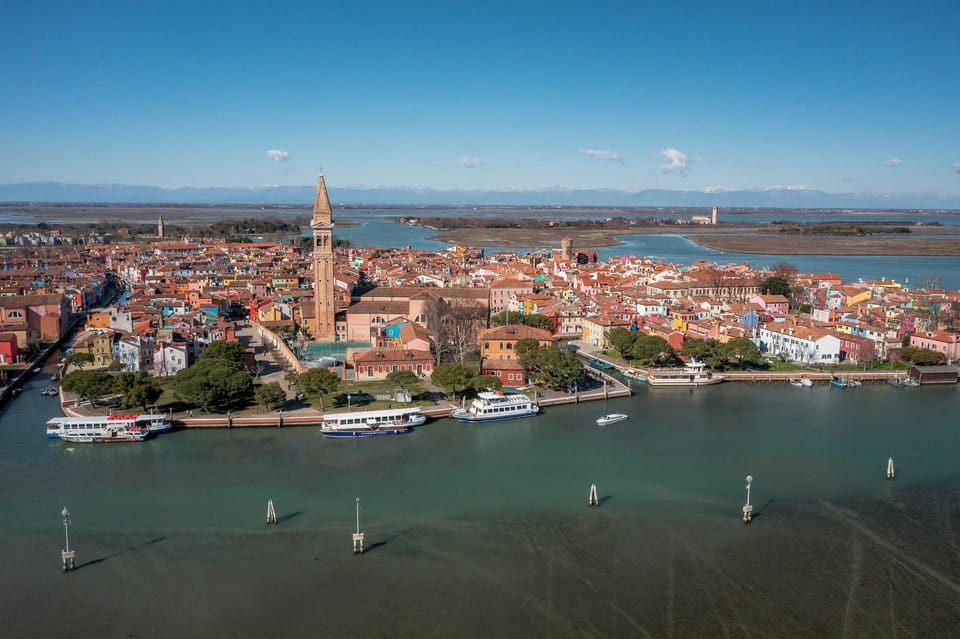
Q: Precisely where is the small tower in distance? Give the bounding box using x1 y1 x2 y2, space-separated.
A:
157 214 165 240
711 205 718 225
561 236 573 262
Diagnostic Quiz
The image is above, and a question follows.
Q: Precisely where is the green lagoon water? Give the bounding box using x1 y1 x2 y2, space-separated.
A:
3 368 960 638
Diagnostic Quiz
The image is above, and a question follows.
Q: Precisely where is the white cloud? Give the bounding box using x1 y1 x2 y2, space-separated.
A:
454 156 483 168
883 157 902 168
579 149 623 163
658 148 688 173
266 149 289 161
762 184 814 191
953 162 960 174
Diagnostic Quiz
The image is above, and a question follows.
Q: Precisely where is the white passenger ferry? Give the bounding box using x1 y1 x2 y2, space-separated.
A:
321 407 427 438
646 360 724 387
450 391 539 423
60 423 149 444
46 413 173 439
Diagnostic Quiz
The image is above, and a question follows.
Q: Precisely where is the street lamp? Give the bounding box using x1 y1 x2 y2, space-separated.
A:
61 507 75 571
352 497 364 554
742 475 753 524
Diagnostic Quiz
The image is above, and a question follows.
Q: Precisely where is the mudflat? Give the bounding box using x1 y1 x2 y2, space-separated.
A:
430 224 960 255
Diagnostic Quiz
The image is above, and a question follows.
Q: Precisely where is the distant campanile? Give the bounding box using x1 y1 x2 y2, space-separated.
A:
158 214 165 239
311 174 336 341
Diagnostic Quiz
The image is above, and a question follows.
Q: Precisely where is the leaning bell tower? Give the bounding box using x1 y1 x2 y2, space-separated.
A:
311 174 336 341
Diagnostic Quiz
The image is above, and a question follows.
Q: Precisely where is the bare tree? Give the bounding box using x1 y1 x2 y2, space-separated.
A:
423 297 487 363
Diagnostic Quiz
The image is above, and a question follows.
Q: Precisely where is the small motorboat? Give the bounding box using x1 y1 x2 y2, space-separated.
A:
789 379 804 388
596 413 629 426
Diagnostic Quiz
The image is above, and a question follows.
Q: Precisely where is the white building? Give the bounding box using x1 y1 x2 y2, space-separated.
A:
758 323 841 364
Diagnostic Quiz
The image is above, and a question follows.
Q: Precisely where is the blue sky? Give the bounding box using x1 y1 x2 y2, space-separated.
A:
2 0 959 195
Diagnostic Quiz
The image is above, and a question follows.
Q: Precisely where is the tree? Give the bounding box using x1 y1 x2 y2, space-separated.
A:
113 371 140 396
431 362 475 398
719 337 762 370
424 298 487 363
521 347 582 390
255 382 288 410
900 346 946 365
631 335 674 366
61 370 115 404
124 382 162 412
606 327 638 357
490 311 525 326
64 352 93 370
469 374 503 391
681 338 716 362
490 311 553 331
771 261 799 276
298 367 340 411
386 370 421 390
523 314 554 331
199 340 246 365
514 338 542 359
172 356 253 413
760 274 792 297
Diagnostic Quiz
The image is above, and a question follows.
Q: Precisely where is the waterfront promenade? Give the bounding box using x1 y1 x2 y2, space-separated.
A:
59 363 632 428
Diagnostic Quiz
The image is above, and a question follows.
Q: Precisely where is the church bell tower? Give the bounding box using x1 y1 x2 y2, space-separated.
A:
311 174 336 341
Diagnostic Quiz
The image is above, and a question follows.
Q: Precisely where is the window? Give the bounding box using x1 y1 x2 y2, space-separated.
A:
392 365 399 372
367 367 373 377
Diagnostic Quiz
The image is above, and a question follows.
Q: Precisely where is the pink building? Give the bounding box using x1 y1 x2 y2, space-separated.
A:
910 331 960 363
749 294 790 316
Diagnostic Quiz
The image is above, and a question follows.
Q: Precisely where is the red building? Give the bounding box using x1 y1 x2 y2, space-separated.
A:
354 348 435 380
0 333 19 364
839 334 876 365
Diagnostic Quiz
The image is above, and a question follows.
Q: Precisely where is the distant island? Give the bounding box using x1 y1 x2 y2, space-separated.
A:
1 203 959 256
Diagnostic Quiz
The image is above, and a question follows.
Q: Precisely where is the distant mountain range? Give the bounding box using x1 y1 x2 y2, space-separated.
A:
1 182 958 210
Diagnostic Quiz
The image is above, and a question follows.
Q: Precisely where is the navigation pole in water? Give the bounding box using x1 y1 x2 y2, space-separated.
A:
742 475 753 524
61 507 75 571
887 456 896 480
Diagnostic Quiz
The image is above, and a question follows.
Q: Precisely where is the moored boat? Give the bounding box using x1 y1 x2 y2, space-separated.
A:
450 391 539 423
889 375 920 387
321 407 426 438
46 413 173 439
646 360 723 387
831 376 861 388
596 413 629 426
60 424 148 443
587 357 614 370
